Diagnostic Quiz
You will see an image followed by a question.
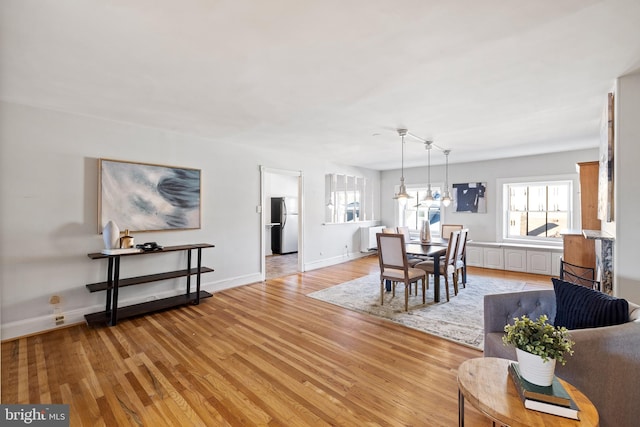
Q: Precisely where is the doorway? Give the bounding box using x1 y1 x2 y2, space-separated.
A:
260 167 303 280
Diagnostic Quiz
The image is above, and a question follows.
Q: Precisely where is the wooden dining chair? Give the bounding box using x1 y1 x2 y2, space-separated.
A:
454 228 469 289
414 230 460 302
376 233 427 311
441 224 463 240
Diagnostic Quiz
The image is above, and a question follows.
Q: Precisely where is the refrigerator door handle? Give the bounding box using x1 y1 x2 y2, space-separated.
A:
281 200 287 228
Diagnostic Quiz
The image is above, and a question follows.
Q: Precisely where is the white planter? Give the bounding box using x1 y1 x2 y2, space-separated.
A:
516 348 556 386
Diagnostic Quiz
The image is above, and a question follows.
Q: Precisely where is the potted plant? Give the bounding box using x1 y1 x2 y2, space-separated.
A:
503 314 574 386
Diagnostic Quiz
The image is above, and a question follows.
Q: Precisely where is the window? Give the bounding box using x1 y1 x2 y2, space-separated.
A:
325 174 372 223
397 185 442 237
504 181 572 241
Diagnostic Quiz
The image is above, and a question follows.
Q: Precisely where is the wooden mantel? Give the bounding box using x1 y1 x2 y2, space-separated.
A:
562 161 601 272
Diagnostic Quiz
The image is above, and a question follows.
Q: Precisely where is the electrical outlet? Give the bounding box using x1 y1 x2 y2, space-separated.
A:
50 295 64 325
54 312 65 325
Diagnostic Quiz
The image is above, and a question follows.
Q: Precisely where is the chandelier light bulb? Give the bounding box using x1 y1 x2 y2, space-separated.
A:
441 192 452 207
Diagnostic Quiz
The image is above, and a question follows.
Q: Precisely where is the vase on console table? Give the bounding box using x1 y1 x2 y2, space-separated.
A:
420 220 431 244
102 220 120 249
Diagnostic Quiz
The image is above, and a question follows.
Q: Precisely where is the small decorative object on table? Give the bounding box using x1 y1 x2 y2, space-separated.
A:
508 362 571 406
420 219 431 243
101 223 142 254
102 220 120 249
503 314 574 386
120 229 135 249
508 362 580 420
136 242 163 252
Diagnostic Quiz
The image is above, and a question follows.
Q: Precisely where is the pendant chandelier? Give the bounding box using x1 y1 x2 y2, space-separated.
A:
393 129 412 200
422 141 434 206
391 128 452 205
441 150 452 207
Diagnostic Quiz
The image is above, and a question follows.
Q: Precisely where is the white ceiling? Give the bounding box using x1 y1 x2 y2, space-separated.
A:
2 0 640 170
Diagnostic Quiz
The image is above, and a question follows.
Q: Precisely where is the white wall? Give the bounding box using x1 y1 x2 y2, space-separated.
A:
0 101 381 338
614 70 640 302
380 149 599 243
4 95 631 338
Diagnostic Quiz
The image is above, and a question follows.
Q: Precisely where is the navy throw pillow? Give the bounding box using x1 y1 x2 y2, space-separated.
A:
553 278 629 329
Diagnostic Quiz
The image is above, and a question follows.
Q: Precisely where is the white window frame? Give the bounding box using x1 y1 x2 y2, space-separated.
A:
497 174 578 245
395 183 446 237
325 173 373 224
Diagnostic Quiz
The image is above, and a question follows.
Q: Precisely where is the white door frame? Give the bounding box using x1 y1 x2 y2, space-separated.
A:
260 166 304 280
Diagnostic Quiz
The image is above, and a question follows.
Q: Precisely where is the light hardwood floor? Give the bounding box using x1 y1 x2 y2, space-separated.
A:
1 256 551 426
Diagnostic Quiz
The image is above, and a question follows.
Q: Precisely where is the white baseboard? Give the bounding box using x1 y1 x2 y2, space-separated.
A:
206 273 263 292
304 251 372 271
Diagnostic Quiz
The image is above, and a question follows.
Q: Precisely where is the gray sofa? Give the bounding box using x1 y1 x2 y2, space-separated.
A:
484 289 640 427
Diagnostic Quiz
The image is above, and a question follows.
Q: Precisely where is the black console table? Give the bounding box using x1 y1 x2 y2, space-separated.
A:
84 243 215 326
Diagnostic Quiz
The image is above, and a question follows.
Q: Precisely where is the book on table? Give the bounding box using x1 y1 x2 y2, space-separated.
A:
508 362 580 420
509 363 571 406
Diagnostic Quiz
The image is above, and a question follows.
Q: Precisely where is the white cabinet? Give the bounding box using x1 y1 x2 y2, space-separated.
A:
551 252 563 277
527 250 552 275
504 248 527 272
505 248 552 274
483 247 504 270
466 246 483 267
467 243 562 276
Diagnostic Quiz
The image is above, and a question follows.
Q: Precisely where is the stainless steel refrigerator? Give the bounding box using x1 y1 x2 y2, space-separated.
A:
271 197 298 254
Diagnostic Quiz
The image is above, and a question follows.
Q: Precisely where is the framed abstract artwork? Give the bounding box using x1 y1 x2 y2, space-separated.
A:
452 182 487 213
99 159 201 233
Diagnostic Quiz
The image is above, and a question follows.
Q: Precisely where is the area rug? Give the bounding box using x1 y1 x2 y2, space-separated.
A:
307 274 526 350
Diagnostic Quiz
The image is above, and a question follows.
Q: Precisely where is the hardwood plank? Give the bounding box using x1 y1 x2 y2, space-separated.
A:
1 255 552 426
84 291 213 326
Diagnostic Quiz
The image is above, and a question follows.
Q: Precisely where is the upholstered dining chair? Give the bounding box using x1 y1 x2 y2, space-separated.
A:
376 233 427 311
415 230 460 302
382 227 397 233
395 225 423 266
454 228 469 289
396 226 411 240
441 224 463 240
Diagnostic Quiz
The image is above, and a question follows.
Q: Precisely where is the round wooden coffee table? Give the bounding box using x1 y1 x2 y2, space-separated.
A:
457 358 598 426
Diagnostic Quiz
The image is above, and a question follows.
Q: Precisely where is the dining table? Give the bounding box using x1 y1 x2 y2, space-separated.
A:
405 238 448 303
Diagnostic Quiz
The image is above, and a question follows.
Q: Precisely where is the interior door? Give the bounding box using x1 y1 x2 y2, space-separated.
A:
260 167 303 280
